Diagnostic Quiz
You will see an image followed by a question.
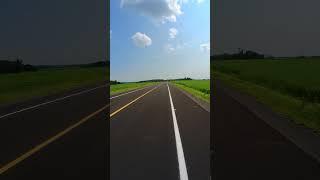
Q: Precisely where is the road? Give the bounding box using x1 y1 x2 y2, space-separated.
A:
110 82 210 180
0 83 108 179
212 80 320 179
4 78 315 179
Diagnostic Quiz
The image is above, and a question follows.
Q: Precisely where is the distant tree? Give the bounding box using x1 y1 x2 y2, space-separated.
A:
0 60 15 73
0 57 25 74
24 64 38 72
15 58 24 72
213 49 265 60
110 80 121 85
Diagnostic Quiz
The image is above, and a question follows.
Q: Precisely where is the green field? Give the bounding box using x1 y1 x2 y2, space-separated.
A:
110 82 158 95
213 59 320 132
172 80 210 102
0 67 107 105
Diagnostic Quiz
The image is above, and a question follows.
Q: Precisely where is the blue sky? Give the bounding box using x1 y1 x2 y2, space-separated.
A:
111 0 210 82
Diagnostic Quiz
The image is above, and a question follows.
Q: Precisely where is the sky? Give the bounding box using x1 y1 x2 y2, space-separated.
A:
213 0 320 57
110 0 210 82
0 0 106 65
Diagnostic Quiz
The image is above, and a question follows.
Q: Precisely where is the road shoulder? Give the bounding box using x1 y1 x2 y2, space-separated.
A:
215 79 320 164
171 83 210 112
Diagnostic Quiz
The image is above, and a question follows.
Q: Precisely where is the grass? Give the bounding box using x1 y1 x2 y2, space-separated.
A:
0 67 107 105
172 80 210 103
110 82 158 95
213 59 320 103
213 59 320 132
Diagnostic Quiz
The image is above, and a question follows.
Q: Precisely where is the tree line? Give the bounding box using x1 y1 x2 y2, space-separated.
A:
0 58 37 74
0 57 109 74
212 49 265 60
212 49 320 61
37 61 109 69
111 77 194 84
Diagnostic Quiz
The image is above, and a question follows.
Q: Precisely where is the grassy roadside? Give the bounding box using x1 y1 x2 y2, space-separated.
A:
213 59 320 103
0 67 107 105
110 82 158 95
172 80 210 103
213 71 320 132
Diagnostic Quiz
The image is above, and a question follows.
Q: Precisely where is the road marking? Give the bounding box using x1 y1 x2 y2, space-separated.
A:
0 84 107 119
167 83 189 180
110 86 151 99
0 104 109 175
110 85 159 118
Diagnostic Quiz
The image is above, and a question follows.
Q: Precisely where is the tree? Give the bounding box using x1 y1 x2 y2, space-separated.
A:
15 58 23 73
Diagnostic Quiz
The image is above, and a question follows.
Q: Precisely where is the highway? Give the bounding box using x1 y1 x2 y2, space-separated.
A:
212 80 320 179
0 82 210 180
0 83 108 179
3 78 316 179
110 82 210 180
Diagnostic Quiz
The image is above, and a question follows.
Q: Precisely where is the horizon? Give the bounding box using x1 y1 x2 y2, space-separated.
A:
111 77 210 83
212 49 320 58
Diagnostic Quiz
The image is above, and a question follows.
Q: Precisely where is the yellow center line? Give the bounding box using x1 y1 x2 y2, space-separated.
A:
110 85 159 118
0 103 109 175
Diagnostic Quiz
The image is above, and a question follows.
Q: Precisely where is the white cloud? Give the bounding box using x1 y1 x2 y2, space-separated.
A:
164 42 189 53
169 28 178 39
121 0 183 23
164 44 175 53
131 32 152 48
200 42 210 53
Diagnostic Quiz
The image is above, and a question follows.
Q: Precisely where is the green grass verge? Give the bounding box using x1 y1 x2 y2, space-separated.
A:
213 71 320 132
110 82 158 95
172 80 210 103
213 59 320 103
0 67 107 105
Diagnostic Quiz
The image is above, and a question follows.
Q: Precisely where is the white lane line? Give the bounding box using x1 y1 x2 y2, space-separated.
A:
109 86 151 99
167 83 189 180
0 84 107 119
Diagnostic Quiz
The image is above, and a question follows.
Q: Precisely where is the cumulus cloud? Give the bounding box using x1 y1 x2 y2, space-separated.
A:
169 28 178 39
131 32 152 48
200 42 210 53
164 42 189 53
120 0 183 23
164 44 175 53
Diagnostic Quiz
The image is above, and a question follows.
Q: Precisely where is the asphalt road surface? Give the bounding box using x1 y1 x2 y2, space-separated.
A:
110 82 210 180
212 80 320 179
0 83 108 179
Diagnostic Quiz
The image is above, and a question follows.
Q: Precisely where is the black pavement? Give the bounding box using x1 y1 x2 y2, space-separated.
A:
0 83 108 179
110 83 210 180
0 82 210 179
212 80 320 179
